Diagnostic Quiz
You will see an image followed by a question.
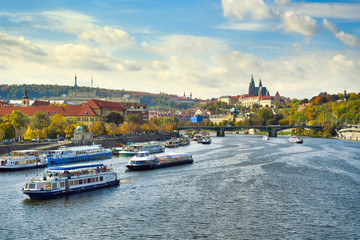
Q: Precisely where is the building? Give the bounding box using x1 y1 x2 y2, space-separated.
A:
248 75 270 97
118 102 148 123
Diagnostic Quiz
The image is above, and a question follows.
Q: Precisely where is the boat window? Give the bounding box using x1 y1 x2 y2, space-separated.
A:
92 177 96 182
52 183 57 189
29 183 36 189
100 176 103 181
88 178 91 183
74 180 79 185
25 183 28 189
46 183 51 189
79 179 83 184
96 177 98 182
70 181 74 186
37 183 45 189
60 182 65 188
83 179 87 184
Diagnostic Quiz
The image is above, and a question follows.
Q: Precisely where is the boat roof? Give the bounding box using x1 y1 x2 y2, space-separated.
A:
11 149 43 153
48 163 104 171
57 145 102 151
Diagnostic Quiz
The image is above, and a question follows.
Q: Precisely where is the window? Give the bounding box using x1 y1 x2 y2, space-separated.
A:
29 183 36 189
100 176 103 181
79 179 83 184
60 182 65 188
70 181 74 186
74 180 79 185
52 183 57 189
83 179 87 184
92 177 96 182
88 178 91 183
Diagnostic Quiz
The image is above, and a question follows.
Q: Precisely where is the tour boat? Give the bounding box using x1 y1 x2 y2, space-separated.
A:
164 139 179 148
22 163 119 200
262 135 269 141
125 151 193 171
289 136 303 143
192 134 203 142
115 142 164 156
0 150 47 171
179 137 190 146
47 145 112 165
202 136 212 144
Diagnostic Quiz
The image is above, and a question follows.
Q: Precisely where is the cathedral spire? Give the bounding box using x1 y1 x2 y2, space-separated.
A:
259 79 262 87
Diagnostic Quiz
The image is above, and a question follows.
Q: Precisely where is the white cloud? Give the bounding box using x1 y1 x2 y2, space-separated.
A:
323 19 360 47
275 0 289 7
279 11 318 36
221 0 273 20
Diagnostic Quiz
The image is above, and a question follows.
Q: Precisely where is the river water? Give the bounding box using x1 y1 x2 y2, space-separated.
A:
0 134 359 239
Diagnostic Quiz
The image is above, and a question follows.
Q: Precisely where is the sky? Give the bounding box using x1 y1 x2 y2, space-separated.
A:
0 0 359 100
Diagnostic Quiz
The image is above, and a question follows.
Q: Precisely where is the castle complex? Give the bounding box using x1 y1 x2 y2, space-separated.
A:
248 75 269 97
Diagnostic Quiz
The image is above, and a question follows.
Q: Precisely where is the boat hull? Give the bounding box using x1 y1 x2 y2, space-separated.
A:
126 159 193 171
23 179 120 200
0 164 48 172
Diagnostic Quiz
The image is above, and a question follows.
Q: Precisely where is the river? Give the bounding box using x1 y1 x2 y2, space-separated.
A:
0 134 359 239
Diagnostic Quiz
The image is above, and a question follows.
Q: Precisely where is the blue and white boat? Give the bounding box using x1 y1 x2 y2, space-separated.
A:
47 145 112 165
22 163 119 199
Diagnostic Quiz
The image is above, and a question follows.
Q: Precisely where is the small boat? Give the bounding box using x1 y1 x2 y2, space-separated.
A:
179 137 190 146
47 145 112 165
111 144 124 155
262 135 269 141
289 136 303 143
22 163 119 200
164 139 179 148
192 134 203 142
125 151 193 171
0 150 47 171
202 136 212 144
116 142 164 156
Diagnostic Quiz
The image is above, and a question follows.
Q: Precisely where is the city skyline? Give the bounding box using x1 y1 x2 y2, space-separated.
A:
0 0 359 100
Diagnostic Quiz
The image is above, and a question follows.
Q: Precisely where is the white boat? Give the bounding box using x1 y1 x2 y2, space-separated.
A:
192 134 203 142
0 150 47 171
179 137 190 146
164 139 179 148
202 136 212 144
47 145 112 165
289 136 303 143
262 135 269 141
125 151 193 171
116 142 164 156
22 163 119 199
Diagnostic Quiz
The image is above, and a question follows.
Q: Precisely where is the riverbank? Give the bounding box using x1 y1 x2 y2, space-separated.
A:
0 132 179 154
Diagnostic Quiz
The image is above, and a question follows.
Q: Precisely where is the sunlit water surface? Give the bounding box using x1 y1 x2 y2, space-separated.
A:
1 134 359 239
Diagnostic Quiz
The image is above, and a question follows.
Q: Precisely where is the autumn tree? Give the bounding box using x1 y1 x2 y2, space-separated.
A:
64 124 76 139
31 112 51 131
24 126 37 140
47 114 66 138
90 121 106 136
0 122 15 140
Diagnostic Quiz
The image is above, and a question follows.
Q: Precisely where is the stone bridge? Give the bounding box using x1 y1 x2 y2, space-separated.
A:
177 125 323 137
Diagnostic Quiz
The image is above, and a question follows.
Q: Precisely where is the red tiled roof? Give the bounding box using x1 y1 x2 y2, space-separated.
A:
260 96 275 100
63 105 97 116
0 106 65 116
84 99 126 111
32 100 50 106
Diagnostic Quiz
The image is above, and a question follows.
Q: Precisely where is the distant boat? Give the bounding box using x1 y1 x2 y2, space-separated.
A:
289 136 303 144
164 139 179 148
0 150 47 171
202 136 212 144
114 142 164 156
262 135 269 141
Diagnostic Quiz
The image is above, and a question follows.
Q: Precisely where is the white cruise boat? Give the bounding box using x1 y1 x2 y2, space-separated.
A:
202 136 212 144
115 142 164 156
22 163 119 199
125 151 193 171
0 150 47 171
289 136 303 143
164 139 179 148
263 135 269 141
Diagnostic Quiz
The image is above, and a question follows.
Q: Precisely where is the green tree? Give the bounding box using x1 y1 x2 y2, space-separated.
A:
31 112 51 131
128 114 140 123
105 111 124 125
0 122 15 140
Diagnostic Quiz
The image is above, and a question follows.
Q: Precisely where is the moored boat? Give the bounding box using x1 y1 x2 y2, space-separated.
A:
0 150 47 171
125 151 193 171
164 139 179 148
47 145 112 165
289 136 303 143
116 142 164 156
262 135 269 141
22 163 119 199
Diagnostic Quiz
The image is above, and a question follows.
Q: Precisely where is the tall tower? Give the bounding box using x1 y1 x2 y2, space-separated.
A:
91 76 93 88
22 86 30 107
249 75 256 96
183 92 186 98
190 92 192 99
75 74 78 87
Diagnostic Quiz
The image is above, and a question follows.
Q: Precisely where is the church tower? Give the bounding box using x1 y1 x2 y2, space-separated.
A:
248 75 256 96
22 86 30 107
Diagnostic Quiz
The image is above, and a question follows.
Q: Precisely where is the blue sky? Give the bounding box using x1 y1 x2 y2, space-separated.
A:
0 0 359 99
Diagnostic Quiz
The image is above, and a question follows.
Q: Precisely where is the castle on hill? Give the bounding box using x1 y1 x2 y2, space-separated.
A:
248 75 269 97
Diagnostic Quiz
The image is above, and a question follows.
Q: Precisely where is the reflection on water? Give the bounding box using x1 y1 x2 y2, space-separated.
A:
1 134 360 239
